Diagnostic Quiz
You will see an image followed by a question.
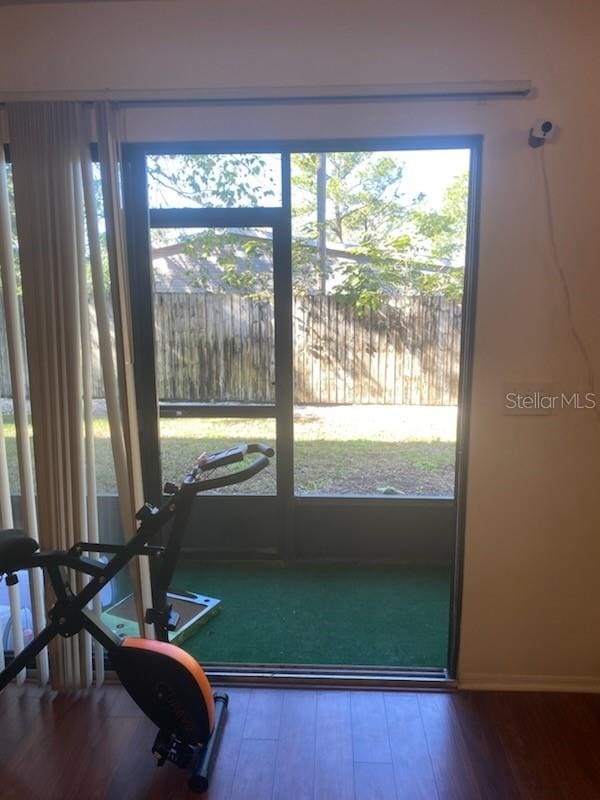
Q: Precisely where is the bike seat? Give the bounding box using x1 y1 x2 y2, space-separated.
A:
0 529 39 572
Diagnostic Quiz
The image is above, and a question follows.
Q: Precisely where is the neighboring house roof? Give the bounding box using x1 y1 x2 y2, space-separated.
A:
152 229 272 293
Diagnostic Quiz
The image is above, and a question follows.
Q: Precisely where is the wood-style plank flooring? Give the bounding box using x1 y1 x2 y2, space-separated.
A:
1 684 600 799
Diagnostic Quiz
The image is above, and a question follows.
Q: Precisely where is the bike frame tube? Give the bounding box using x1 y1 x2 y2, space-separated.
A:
150 457 271 636
0 622 57 691
150 483 197 641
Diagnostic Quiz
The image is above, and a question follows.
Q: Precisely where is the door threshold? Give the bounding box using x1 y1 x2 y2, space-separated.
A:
205 663 455 690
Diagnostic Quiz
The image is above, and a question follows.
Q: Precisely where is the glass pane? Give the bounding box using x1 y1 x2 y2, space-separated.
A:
291 149 470 497
5 163 19 270
159 417 276 495
0 167 33 654
151 227 275 404
147 153 281 208
0 164 33 504
0 405 33 503
0 568 35 652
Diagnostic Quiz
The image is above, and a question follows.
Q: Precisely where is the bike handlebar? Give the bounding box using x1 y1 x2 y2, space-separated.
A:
247 443 275 457
186 454 271 492
179 442 274 493
198 442 273 471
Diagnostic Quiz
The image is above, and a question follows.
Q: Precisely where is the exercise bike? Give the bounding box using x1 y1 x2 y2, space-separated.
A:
0 442 274 793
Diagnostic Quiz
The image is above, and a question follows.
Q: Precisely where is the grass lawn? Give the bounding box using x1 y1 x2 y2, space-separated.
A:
1 403 457 496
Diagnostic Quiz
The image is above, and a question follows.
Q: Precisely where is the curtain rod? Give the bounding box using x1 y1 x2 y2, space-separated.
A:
0 80 532 107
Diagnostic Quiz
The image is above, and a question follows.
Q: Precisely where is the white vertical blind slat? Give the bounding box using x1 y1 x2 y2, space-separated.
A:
74 158 103 687
73 163 96 688
95 103 153 638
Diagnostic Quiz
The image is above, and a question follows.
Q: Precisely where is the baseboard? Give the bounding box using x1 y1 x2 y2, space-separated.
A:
459 673 600 693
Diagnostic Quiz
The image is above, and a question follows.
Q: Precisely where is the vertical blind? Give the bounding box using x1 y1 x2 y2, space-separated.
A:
0 102 152 690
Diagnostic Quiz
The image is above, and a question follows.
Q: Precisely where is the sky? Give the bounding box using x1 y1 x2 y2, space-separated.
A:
397 149 470 209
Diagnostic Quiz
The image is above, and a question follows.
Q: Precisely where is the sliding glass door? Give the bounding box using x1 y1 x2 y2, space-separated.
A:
122 138 480 676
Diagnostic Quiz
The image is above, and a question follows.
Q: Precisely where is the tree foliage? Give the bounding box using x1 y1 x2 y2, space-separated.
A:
174 229 273 299
147 152 469 310
292 153 468 310
146 154 277 209
409 171 468 300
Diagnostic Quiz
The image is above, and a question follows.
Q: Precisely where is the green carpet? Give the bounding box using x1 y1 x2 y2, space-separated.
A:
174 562 451 668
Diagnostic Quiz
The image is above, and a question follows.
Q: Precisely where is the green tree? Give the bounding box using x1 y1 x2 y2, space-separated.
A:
409 171 468 300
292 152 419 307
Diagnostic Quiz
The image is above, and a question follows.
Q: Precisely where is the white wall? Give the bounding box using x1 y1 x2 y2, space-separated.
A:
1 0 600 689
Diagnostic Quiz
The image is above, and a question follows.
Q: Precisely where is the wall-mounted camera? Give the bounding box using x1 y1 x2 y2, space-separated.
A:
528 119 556 148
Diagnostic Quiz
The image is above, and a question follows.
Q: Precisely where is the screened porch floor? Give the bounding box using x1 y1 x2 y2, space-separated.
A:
173 561 451 669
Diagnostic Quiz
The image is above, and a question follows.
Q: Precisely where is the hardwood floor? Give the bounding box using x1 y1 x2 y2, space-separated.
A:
1 684 600 799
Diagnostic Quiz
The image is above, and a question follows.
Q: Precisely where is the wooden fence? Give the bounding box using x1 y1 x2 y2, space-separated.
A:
0 293 461 406
293 295 461 406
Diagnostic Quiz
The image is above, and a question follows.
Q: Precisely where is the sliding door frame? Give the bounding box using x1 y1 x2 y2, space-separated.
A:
121 135 482 681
